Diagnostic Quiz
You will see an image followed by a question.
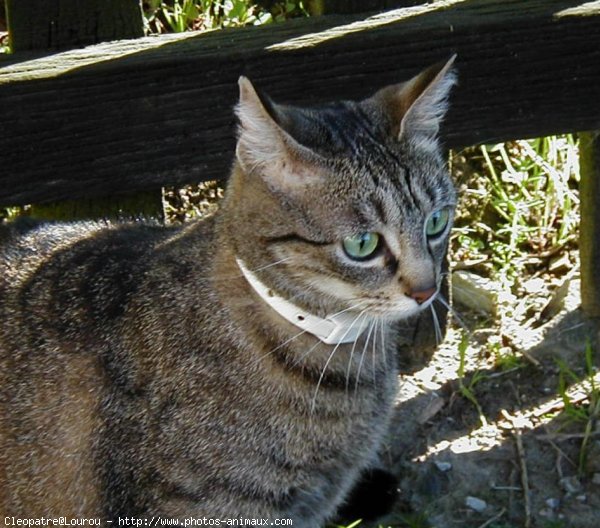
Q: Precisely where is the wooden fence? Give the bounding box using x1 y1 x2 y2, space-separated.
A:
1 0 600 317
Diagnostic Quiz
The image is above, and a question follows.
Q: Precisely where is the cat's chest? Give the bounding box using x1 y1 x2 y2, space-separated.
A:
269 365 397 458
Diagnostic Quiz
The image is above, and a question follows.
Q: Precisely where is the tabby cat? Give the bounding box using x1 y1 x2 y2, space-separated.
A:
0 57 456 526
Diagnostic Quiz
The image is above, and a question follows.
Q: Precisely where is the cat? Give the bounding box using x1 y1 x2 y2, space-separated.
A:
0 56 456 526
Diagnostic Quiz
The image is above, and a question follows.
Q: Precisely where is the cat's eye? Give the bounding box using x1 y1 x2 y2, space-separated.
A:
426 208 451 238
342 232 380 260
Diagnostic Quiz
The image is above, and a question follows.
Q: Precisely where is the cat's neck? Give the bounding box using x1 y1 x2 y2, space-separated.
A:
235 257 370 345
207 243 396 410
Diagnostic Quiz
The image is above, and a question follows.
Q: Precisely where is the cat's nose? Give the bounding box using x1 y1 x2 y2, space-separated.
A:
407 287 437 305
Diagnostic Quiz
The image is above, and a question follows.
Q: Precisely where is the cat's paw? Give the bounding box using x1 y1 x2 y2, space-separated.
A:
334 467 399 524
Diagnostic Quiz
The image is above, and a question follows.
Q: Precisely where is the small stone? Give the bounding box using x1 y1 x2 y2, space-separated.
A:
465 496 487 513
539 508 555 519
592 473 600 485
434 461 452 472
545 498 560 510
576 494 587 503
522 277 546 294
537 277 571 325
452 271 498 316
549 253 572 274
560 476 582 494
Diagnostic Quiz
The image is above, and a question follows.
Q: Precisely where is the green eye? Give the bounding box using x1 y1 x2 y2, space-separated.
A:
426 208 450 238
342 232 380 260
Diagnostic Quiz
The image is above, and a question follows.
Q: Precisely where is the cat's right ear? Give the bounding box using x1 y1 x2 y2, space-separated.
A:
235 77 322 192
371 55 457 152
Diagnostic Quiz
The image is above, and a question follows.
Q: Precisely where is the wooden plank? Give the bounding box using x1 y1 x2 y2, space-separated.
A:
0 0 6 32
306 0 425 16
5 0 144 52
1 0 600 207
579 131 600 318
4 0 161 220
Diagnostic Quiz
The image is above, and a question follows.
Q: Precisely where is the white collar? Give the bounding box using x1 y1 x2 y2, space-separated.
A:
236 258 369 345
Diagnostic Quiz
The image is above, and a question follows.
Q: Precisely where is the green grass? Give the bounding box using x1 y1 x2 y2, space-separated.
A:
332 519 429 528
457 331 488 427
555 341 600 476
451 135 579 292
143 0 308 33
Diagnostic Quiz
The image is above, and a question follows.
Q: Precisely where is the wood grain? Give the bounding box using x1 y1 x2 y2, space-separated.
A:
5 0 144 52
580 131 600 318
1 0 600 206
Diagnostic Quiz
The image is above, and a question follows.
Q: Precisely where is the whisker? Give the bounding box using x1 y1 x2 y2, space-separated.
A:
251 257 293 273
344 310 370 395
354 320 376 398
250 300 368 369
250 327 310 368
311 308 370 415
380 319 388 370
204 256 293 282
435 295 472 334
430 304 442 346
371 317 379 385
288 304 369 371
289 339 323 370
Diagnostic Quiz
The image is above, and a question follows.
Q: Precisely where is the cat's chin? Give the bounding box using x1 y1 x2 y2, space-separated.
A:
380 299 434 322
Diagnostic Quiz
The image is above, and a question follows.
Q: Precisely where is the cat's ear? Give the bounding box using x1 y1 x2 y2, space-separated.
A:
373 55 457 151
235 77 322 191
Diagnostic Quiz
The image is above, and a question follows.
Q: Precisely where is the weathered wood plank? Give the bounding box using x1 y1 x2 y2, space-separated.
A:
306 0 424 16
5 0 162 220
1 0 600 206
6 0 144 52
579 131 600 318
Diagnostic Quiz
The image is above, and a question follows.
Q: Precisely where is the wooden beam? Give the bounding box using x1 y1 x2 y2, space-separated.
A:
4 0 160 220
579 131 600 318
1 0 600 206
306 0 424 16
5 0 144 52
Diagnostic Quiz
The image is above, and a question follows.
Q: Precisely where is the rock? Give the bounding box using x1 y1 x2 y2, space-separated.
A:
560 475 582 494
417 395 446 424
549 252 572 274
536 277 572 326
434 461 452 472
452 271 498 316
539 508 555 519
592 473 600 485
522 277 546 294
465 496 487 513
545 497 560 509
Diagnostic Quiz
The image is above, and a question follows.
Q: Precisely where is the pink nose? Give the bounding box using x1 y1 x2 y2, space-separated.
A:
408 287 437 305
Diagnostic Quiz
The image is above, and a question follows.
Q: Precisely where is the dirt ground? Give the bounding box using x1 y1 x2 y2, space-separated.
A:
383 275 600 528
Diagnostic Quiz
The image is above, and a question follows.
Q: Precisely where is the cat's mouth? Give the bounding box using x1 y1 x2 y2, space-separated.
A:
361 288 439 320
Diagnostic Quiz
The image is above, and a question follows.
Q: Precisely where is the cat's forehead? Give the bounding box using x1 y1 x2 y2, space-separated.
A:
314 120 453 217
311 156 453 242
290 101 391 157
296 102 449 189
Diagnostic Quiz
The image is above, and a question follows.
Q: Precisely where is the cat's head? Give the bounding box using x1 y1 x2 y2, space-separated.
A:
227 57 457 322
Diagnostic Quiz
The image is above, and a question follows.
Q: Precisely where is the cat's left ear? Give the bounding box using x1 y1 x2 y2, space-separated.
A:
372 55 457 151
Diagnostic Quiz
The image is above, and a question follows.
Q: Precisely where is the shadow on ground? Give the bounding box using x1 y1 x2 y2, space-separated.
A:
383 279 600 528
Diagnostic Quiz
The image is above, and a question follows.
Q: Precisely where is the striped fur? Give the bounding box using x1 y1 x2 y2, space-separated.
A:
0 58 456 526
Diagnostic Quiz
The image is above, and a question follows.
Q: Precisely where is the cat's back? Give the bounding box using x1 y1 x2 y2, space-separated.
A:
0 215 216 518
